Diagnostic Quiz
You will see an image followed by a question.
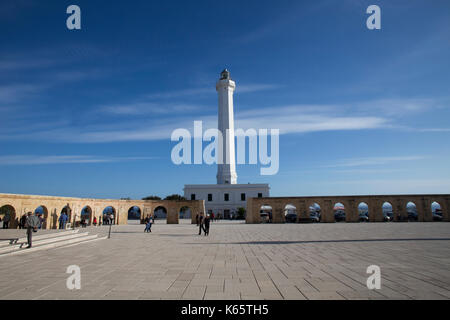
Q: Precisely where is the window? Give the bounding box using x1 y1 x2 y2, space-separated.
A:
224 193 229 201
241 193 246 201
191 194 195 200
258 193 263 198
208 194 212 202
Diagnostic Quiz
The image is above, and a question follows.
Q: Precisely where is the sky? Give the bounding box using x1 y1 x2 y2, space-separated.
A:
0 0 450 199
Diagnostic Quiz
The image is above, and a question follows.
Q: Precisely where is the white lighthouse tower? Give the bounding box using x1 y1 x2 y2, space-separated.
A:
184 69 269 219
216 69 237 184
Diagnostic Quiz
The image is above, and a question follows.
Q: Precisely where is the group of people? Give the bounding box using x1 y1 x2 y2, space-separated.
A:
196 213 211 236
102 213 115 225
0 213 11 229
2 213 45 230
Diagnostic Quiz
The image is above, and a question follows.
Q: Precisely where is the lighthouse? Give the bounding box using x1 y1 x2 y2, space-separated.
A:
184 69 269 219
216 69 238 184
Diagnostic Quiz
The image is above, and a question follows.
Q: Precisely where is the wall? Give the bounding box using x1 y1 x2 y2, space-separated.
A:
0 193 205 229
246 194 450 223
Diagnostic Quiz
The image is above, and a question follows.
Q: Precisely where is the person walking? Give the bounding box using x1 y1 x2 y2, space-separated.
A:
2 213 10 229
198 213 204 235
195 213 199 226
38 214 44 229
58 213 67 229
25 212 40 248
19 214 27 229
203 214 211 236
93 216 97 226
144 215 150 232
144 216 152 233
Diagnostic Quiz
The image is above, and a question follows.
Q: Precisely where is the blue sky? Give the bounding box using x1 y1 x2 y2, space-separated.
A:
0 0 449 199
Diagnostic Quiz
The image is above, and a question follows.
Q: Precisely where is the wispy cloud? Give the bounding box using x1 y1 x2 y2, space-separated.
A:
326 178 450 194
144 83 278 100
353 98 442 117
99 102 204 116
323 156 426 168
1 97 447 143
0 102 390 143
0 83 48 103
0 155 156 165
236 84 280 93
235 104 388 134
419 128 450 132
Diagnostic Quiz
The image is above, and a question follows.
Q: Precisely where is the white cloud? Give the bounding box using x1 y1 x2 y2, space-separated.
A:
99 102 204 116
323 156 426 168
0 155 155 165
419 128 450 132
0 84 47 103
0 103 390 143
326 178 450 194
144 83 278 99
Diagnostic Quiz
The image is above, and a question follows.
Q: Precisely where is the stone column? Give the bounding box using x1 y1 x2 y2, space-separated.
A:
443 197 450 222
191 206 197 224
296 200 308 222
345 199 358 222
418 198 432 222
394 198 406 221
246 198 259 224
369 198 384 222
272 204 284 223
321 200 334 223
167 207 179 224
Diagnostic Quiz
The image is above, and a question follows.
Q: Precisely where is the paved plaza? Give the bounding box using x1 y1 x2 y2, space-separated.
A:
0 221 449 300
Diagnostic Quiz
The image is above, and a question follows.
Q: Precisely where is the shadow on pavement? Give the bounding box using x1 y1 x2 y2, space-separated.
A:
187 238 450 245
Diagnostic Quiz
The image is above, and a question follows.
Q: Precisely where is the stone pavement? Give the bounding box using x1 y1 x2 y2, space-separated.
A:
0 221 449 300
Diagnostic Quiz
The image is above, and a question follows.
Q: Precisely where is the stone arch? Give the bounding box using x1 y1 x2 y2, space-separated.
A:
60 204 72 222
153 206 167 220
309 202 322 222
431 201 443 221
284 204 297 223
34 205 49 229
406 201 418 221
102 206 117 225
259 204 272 223
81 206 93 225
382 201 394 222
0 204 16 229
179 206 191 219
358 202 369 222
128 205 142 220
333 202 346 222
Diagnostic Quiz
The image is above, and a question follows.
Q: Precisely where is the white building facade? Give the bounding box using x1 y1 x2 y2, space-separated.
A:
184 184 269 218
183 69 270 218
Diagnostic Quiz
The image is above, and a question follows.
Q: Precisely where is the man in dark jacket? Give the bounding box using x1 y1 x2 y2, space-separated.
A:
203 214 211 236
2 213 10 229
25 212 40 248
58 213 68 229
19 214 27 229
198 213 204 235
